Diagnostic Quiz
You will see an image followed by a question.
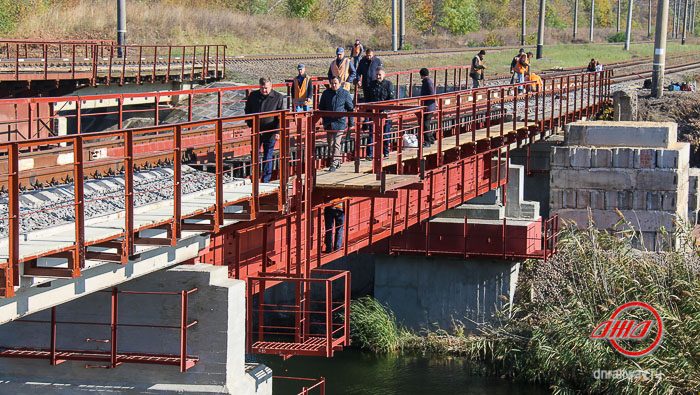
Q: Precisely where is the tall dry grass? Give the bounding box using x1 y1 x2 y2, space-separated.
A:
352 222 700 394
9 0 378 54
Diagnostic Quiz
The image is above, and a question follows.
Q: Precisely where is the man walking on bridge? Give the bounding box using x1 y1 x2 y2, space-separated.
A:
319 76 355 172
324 201 345 253
365 67 395 158
351 39 364 70
244 77 285 183
328 47 357 91
292 64 313 112
357 49 383 102
419 68 436 148
470 50 487 88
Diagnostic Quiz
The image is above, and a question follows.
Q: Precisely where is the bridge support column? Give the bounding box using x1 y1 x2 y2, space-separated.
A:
374 257 521 331
0 265 271 395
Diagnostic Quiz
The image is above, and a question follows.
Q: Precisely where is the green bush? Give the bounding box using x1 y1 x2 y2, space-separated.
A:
607 31 627 42
545 5 567 29
286 0 315 17
481 31 504 47
437 0 479 35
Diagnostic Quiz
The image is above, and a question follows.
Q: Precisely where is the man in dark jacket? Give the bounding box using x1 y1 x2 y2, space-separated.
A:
244 77 285 182
419 68 436 147
364 67 395 158
319 76 355 171
357 49 382 101
470 50 486 88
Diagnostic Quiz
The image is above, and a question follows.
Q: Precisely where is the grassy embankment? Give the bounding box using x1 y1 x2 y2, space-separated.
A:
6 0 700 74
350 225 700 394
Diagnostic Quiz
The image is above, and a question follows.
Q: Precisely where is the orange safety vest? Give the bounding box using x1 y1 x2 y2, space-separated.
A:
514 56 529 74
528 72 543 91
330 58 352 90
292 75 313 106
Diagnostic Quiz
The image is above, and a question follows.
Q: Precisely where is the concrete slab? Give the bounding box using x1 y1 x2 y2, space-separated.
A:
566 121 677 148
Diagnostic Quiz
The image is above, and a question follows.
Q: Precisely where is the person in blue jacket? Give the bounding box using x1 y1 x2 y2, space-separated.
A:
318 76 355 172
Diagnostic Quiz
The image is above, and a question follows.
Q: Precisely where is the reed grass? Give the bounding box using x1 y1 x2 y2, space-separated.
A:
350 223 700 394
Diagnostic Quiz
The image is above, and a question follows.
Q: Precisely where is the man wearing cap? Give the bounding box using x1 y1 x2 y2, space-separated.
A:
510 48 525 84
328 47 357 91
319 76 354 172
351 39 364 70
292 64 313 112
469 49 487 88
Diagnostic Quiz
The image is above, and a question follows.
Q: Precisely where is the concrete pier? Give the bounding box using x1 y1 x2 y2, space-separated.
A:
374 256 519 331
0 265 271 395
551 121 691 250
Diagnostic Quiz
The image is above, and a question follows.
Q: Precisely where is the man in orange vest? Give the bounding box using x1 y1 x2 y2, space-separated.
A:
292 64 313 112
328 47 357 91
351 39 364 70
513 53 529 93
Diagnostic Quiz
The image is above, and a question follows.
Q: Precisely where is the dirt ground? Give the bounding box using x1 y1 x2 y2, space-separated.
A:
638 82 700 166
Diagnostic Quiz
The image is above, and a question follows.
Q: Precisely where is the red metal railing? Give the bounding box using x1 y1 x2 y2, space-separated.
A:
389 214 560 261
0 287 199 371
0 40 226 85
273 376 326 395
247 269 350 359
0 64 470 144
0 109 298 296
0 69 611 299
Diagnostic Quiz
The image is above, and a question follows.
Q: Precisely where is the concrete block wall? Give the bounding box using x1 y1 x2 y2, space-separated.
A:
552 121 690 251
688 168 700 225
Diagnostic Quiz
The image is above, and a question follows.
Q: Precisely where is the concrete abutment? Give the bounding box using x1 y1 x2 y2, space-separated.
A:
0 264 271 395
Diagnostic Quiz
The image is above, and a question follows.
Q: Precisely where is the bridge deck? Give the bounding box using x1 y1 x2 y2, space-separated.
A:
0 179 278 262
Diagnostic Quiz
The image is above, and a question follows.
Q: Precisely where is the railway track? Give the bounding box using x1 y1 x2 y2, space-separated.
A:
226 40 673 63
1 55 696 191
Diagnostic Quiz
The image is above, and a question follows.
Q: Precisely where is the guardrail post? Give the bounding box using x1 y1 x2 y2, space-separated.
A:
215 119 224 232
251 116 260 218
73 137 84 275
5 143 19 298
122 130 134 263
172 125 182 246
180 290 188 372
111 288 118 368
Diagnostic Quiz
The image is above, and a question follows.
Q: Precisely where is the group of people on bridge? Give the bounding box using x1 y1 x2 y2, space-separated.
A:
241 41 604 253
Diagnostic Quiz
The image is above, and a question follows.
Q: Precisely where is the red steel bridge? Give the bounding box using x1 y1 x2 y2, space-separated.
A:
0 62 611 364
0 40 227 96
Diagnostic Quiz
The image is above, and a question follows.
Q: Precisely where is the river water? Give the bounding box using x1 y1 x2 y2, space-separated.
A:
259 349 550 395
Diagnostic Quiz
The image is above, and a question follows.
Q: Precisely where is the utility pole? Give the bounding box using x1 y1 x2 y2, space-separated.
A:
521 0 527 46
624 0 634 50
117 0 126 57
537 0 546 58
674 0 680 37
652 0 670 98
399 0 406 49
682 0 689 44
391 0 398 51
617 0 622 32
574 0 579 39
648 0 653 37
590 0 596 42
